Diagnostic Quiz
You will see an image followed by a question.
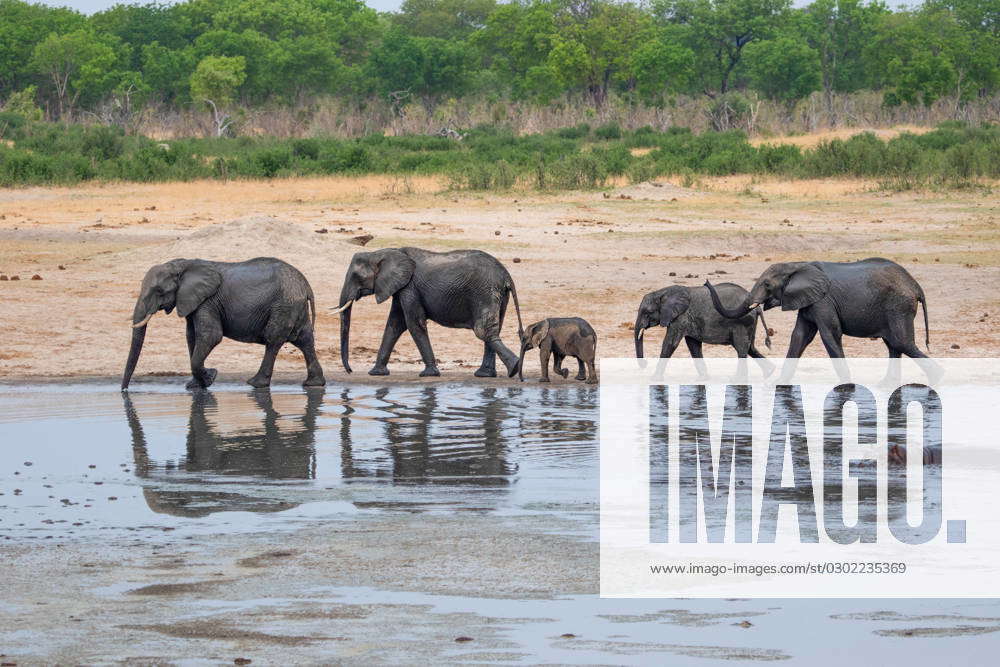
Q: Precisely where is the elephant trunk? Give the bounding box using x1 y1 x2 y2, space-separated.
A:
337 285 355 374
705 280 752 319
516 342 527 382
634 314 645 358
122 324 147 390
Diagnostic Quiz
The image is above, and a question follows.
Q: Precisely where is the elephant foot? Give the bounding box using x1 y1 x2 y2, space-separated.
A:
474 367 497 378
368 366 390 376
419 366 441 377
303 375 326 387
247 374 272 388
575 373 586 381
539 376 550 383
186 368 217 390
558 368 570 379
586 376 598 384
506 358 521 378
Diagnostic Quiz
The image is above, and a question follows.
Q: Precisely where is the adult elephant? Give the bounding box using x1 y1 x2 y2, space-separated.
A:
332 247 523 378
122 257 325 390
634 284 772 367
705 258 930 360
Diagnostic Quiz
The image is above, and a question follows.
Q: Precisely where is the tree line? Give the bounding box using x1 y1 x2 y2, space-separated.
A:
0 0 998 129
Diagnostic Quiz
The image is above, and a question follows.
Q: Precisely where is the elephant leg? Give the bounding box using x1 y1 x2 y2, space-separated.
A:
817 321 851 383
187 316 216 383
777 316 818 384
186 321 222 390
538 340 552 382
659 327 684 358
479 320 520 377
887 318 943 384
684 336 709 378
553 351 569 378
292 326 326 387
475 341 498 377
785 316 818 358
402 300 439 377
574 356 586 381
248 342 283 388
748 343 775 377
371 299 406 376
731 330 750 382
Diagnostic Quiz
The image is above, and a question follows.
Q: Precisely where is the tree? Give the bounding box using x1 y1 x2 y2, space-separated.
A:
744 35 821 105
30 30 119 118
798 0 886 111
549 1 656 106
631 36 696 103
0 0 85 96
654 0 791 95
189 55 246 136
393 0 498 39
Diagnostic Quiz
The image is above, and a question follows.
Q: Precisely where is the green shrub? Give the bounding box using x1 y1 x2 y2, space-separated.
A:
594 122 622 140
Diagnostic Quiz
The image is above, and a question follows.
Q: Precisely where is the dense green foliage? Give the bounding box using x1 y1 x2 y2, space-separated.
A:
0 0 997 119
1 114 996 189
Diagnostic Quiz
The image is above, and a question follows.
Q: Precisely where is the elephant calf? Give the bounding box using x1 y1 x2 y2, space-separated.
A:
517 317 598 384
634 284 772 368
122 257 325 390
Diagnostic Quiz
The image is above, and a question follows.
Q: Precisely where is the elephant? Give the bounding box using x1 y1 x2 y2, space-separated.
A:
634 284 772 370
332 247 524 378
122 257 325 390
705 258 930 361
516 317 598 384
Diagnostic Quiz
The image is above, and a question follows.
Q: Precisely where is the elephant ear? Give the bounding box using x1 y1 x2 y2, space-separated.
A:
374 250 415 303
530 319 550 347
781 264 830 311
176 263 222 318
659 286 691 327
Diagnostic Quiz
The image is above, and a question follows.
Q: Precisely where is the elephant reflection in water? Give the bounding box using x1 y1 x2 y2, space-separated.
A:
338 385 517 486
123 389 323 517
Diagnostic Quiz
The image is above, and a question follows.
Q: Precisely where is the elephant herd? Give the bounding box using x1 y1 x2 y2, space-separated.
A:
120 248 933 390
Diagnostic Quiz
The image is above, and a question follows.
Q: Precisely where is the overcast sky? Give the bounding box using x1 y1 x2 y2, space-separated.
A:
37 0 920 15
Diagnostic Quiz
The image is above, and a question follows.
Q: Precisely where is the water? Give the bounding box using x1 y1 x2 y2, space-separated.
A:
0 382 599 540
1 382 997 664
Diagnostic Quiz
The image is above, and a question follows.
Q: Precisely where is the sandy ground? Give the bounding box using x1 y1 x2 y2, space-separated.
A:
1 171 999 384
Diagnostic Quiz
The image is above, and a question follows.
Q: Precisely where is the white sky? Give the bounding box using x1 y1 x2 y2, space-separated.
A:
37 0 921 16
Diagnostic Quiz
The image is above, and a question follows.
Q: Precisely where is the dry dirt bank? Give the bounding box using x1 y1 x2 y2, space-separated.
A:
1 174 998 383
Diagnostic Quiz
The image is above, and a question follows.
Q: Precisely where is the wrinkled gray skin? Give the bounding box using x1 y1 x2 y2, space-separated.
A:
705 258 930 359
517 317 598 384
634 284 772 366
335 247 523 378
122 257 325 390
888 443 942 465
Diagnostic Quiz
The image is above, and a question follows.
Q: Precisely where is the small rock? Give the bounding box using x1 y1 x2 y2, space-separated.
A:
58 265 66 270
560 633 577 638
669 272 676 276
736 620 753 628
494 230 501 236
951 344 960 349
10 275 19 281
23 461 32 466
108 496 118 501
315 228 328 234
234 659 252 665
348 234 374 246
454 636 474 642
512 257 521 263
30 274 41 280
0 275 7 281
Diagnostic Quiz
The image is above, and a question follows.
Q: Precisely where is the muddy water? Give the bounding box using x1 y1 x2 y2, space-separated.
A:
0 383 997 664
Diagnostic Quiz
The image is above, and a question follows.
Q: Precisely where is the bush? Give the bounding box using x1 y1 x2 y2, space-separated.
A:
594 122 622 140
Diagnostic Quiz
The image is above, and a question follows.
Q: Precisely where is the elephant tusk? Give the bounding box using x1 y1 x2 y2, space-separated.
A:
749 303 760 310
637 328 645 339
132 312 154 328
329 299 354 315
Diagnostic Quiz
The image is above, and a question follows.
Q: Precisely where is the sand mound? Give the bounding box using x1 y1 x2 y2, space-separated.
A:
115 216 359 268
608 181 704 201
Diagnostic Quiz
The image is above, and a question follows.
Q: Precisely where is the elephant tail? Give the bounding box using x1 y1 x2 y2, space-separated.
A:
307 287 317 328
508 281 524 337
919 288 930 351
757 307 772 350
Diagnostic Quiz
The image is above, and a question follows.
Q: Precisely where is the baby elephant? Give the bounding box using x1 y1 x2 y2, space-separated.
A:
516 317 598 384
